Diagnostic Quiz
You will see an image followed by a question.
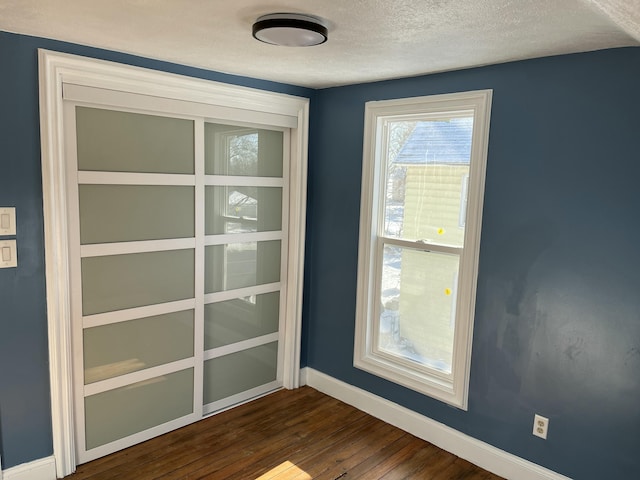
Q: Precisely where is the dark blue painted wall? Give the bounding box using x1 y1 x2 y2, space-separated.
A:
304 47 640 479
1 27 639 478
0 30 313 470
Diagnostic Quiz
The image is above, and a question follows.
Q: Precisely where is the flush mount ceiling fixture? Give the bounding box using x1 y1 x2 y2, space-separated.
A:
252 13 328 47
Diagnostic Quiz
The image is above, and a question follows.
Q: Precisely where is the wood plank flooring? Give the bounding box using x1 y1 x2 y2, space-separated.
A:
64 386 504 480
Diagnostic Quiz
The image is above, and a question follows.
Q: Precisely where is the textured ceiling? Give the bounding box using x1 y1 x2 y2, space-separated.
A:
0 0 638 88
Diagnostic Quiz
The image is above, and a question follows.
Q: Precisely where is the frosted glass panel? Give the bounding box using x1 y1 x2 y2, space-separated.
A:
205 186 282 234
82 249 195 315
203 342 277 404
76 107 194 174
85 368 193 450
205 241 281 294
84 310 194 384
79 185 194 244
204 292 279 349
204 123 283 177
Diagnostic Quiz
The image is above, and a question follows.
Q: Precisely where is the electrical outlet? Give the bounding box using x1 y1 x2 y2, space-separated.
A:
533 414 549 439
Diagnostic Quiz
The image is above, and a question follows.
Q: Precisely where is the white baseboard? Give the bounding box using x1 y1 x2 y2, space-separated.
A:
3 457 56 480
3 370 569 480
303 367 571 480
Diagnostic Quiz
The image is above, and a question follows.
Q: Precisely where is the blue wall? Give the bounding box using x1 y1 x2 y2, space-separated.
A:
0 30 313 470
1 27 638 478
304 48 640 479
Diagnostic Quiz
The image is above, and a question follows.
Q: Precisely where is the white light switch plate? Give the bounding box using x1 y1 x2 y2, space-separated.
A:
0 207 16 235
0 239 17 268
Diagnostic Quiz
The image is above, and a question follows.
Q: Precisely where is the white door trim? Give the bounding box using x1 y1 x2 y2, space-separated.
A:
38 49 309 478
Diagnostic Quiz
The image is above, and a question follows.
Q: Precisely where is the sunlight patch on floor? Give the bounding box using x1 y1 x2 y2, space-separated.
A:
255 460 312 479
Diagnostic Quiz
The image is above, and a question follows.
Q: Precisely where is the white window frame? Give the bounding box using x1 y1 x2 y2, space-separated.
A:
354 90 492 409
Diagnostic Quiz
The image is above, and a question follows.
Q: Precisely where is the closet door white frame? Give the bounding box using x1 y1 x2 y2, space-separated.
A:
39 49 309 478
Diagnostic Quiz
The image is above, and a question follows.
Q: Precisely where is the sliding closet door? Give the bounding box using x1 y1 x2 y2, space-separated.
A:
69 106 200 463
202 123 288 413
67 102 288 463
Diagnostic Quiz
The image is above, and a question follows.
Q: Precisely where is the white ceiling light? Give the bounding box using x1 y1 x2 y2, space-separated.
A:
252 13 328 47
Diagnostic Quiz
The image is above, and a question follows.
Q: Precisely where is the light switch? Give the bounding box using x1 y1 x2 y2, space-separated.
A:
0 207 16 235
0 240 17 268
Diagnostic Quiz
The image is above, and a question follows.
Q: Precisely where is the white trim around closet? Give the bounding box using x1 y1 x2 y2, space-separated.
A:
38 49 309 478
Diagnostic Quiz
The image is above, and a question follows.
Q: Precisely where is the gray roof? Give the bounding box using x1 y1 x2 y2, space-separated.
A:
394 118 473 165
229 190 256 206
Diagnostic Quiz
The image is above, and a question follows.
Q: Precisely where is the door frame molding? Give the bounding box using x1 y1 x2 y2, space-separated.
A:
38 49 309 478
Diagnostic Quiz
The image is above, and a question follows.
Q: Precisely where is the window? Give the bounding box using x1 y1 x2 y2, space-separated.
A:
354 90 492 409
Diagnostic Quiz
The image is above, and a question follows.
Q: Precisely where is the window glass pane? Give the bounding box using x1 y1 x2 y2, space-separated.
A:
79 185 194 244
76 107 194 174
204 292 279 349
204 123 283 177
379 244 459 374
384 117 473 248
82 249 195 315
205 186 282 235
205 241 281 294
203 342 278 404
83 310 194 384
85 368 193 450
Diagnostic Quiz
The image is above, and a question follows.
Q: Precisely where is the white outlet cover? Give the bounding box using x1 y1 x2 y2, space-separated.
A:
533 414 549 439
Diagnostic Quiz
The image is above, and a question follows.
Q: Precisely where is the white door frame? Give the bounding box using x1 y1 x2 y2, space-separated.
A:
38 49 309 478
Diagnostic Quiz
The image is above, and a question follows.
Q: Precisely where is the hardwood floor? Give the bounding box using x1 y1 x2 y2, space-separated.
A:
65 386 504 480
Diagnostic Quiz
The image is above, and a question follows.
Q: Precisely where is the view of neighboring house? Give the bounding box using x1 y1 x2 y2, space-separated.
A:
381 118 473 372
